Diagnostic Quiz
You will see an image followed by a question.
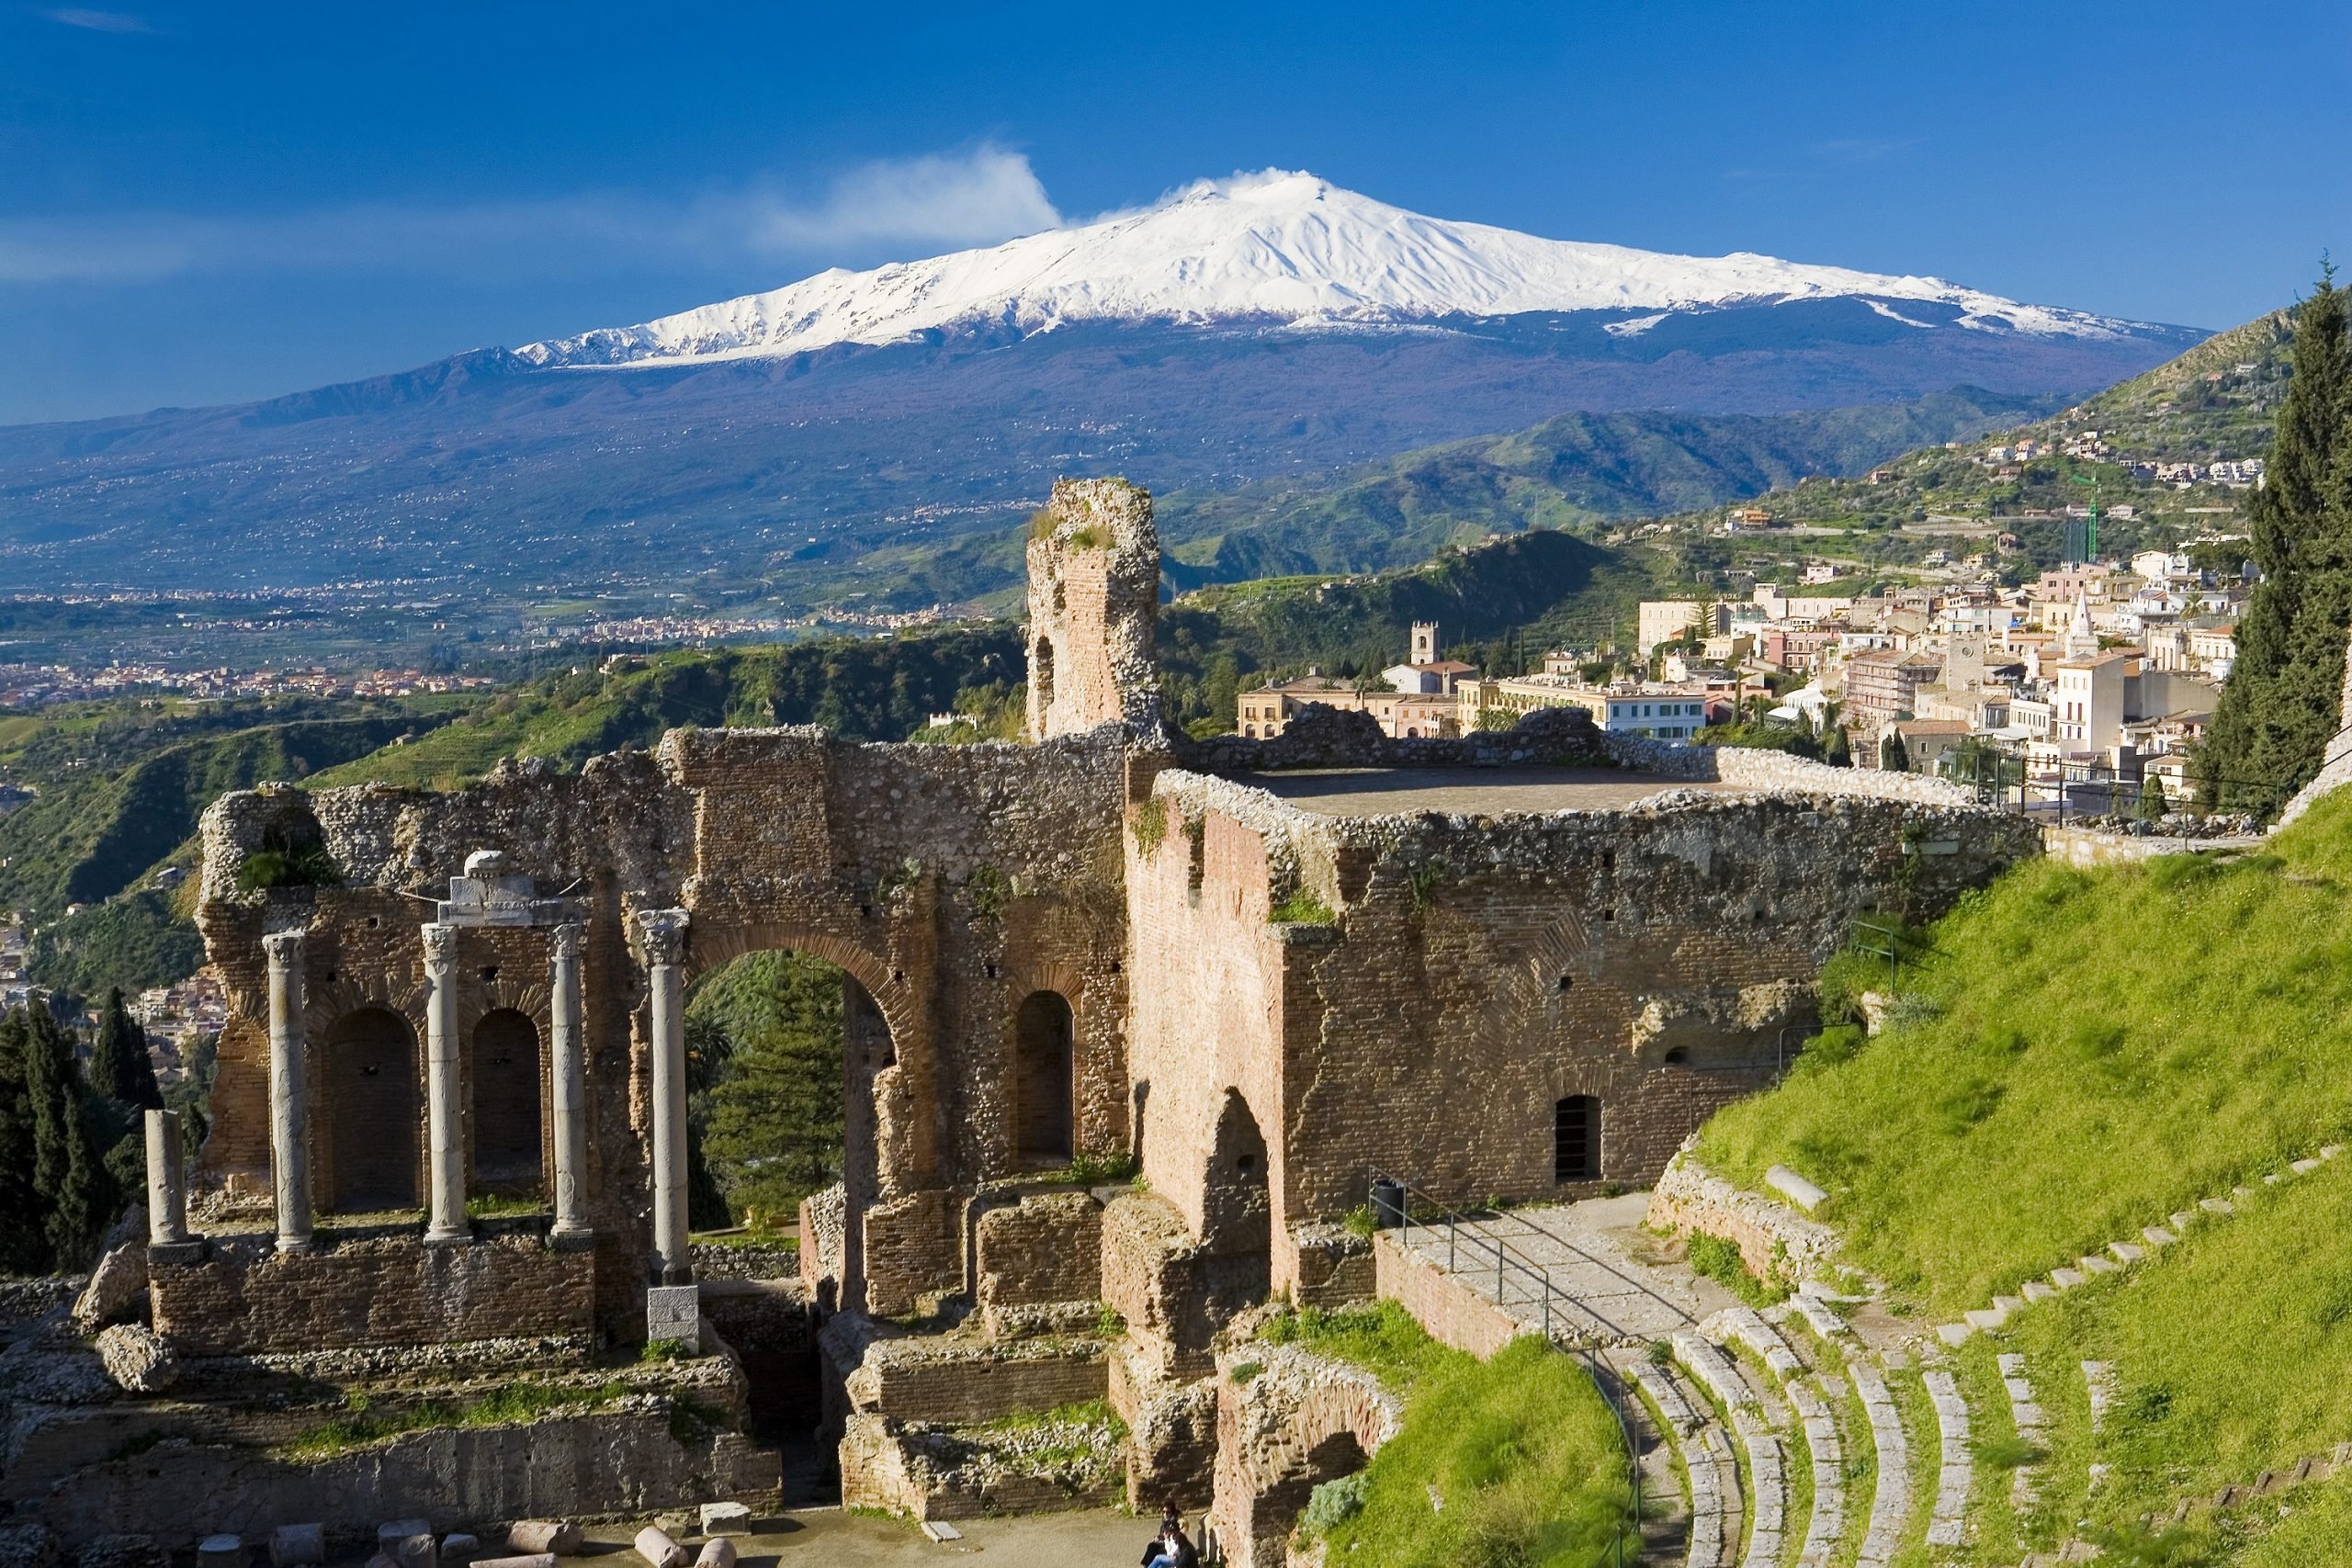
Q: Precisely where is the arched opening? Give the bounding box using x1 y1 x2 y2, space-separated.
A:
328 1007 419 1213
1012 990 1075 1167
1201 1089 1272 1304
470 1007 542 1193
1034 636 1057 710
1555 1094 1601 1183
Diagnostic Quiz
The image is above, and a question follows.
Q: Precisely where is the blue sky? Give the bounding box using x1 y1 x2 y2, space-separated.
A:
4 0 2346 424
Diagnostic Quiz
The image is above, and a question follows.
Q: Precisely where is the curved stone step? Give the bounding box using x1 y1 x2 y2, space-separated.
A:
1997 1352 2048 1510
1922 1367 1975 1550
1670 1333 1789 1568
1783 1373 1848 1568
1845 1358 1911 1568
1632 1358 1741 1568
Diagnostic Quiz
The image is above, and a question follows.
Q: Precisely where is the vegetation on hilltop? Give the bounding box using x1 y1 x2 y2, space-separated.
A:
309 626 1023 790
2199 273 2351 815
1152 389 2058 585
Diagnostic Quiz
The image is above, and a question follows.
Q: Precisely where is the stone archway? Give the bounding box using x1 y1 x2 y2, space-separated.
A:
471 1007 544 1192
326 1006 420 1213
1012 990 1075 1168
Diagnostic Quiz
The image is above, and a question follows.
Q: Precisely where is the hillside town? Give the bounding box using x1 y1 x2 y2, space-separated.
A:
1238 541 2245 814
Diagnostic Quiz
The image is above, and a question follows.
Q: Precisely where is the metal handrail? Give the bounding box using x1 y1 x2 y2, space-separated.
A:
1372 1171 1645 1565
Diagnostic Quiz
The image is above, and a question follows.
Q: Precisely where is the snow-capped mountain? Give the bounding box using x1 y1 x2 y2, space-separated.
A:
518 169 2146 368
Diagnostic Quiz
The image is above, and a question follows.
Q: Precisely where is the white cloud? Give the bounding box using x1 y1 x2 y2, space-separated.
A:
41 8 152 31
0 145 1064 287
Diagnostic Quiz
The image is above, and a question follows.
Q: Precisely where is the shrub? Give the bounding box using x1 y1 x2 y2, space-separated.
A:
1301 1471 1369 1536
234 822 341 893
1132 796 1168 857
1270 886 1336 925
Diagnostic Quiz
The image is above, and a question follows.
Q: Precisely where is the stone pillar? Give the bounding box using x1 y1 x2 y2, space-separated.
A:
146 1109 187 1245
262 929 313 1255
548 922 594 1247
641 908 691 1284
422 922 469 1245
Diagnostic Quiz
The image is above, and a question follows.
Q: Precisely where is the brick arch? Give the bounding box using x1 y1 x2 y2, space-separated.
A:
1467 913 1593 1043
303 966 430 1043
678 922 910 1044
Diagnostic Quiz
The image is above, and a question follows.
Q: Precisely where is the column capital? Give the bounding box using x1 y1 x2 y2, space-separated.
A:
261 928 306 969
637 908 689 967
550 921 584 962
421 921 458 966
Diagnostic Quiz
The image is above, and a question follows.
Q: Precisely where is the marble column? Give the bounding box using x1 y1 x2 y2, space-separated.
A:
262 929 312 1254
548 922 593 1245
145 1109 187 1245
641 908 691 1284
421 921 469 1245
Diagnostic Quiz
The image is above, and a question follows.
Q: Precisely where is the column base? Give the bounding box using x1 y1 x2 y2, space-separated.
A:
422 1227 475 1247
147 1240 206 1266
275 1235 316 1256
548 1226 597 1253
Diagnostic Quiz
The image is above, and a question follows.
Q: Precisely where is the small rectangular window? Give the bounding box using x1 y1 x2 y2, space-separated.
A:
1555 1096 1600 1182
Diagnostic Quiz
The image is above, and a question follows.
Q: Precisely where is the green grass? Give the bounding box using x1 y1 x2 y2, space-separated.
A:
1258 1300 1457 1393
1686 1232 1792 1306
1270 887 1338 925
1698 789 2352 1314
277 1377 639 1458
1317 1336 1635 1568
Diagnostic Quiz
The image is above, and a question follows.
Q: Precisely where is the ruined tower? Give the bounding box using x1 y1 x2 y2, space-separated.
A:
1024 476 1162 741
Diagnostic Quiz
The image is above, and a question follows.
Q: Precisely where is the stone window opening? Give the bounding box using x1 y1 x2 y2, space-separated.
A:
1202 1090 1272 1300
1035 636 1057 710
1555 1094 1601 1184
1556 973 1574 993
1012 990 1076 1168
1664 1046 1690 1066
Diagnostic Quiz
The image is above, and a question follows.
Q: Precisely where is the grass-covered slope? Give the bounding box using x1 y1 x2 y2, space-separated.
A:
1702 788 2352 1314
1261 1303 1634 1568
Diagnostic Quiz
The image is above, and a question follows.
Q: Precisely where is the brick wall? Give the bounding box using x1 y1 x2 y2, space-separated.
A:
1372 1234 1519 1359
974 1189 1103 1310
149 1235 593 1355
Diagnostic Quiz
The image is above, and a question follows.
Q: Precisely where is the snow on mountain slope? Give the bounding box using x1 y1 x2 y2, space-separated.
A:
517 169 2154 369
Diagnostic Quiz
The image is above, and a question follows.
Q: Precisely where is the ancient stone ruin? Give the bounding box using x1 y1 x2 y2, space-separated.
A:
2 476 2039 1550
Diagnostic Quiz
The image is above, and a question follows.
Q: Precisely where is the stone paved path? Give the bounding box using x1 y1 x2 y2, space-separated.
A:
574 1508 1145 1567
1396 1194 1740 1343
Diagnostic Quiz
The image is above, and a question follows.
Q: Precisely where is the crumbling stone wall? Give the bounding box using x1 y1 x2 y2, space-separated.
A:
1124 764 2038 1298
149 1234 592 1356
1209 1346 1401 1568
1024 477 1161 742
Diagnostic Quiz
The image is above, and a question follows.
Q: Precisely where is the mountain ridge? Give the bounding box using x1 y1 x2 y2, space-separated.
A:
515 170 2189 370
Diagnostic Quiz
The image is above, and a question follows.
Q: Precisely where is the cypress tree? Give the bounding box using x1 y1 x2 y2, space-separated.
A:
91 987 164 1111
0 1010 48 1275
21 1004 119 1268
2201 274 2352 813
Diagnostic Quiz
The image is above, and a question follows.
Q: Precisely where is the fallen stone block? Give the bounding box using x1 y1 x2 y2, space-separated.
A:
695 1506 750 1538
469 1557 555 1568
270 1527 324 1568
439 1540 479 1562
691 1543 734 1568
632 1529 685 1568
72 1244 149 1334
1765 1165 1828 1213
920 1523 964 1543
94 1323 177 1393
392 1537 435 1568
197 1540 243 1568
506 1525 581 1558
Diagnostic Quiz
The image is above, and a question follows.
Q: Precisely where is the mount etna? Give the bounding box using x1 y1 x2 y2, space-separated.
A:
0 171 2202 604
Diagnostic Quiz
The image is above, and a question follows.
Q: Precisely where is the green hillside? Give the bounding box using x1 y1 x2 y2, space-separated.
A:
1154 388 2058 585
1694 788 2352 1559
0 716 440 921
1642 308 2295 568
